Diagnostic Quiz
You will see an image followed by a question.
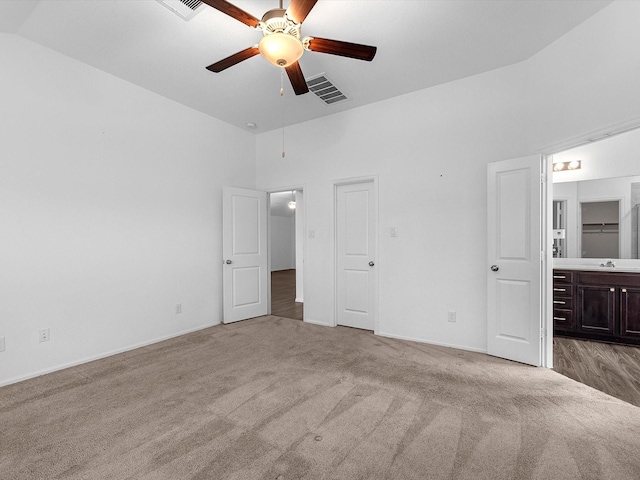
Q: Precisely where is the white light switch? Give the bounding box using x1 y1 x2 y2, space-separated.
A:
390 227 398 237
308 229 315 238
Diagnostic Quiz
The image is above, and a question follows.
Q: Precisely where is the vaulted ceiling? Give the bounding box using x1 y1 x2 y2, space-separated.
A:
1 0 612 133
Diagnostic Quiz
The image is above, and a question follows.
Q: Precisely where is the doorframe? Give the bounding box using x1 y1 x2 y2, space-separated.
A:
540 116 640 369
266 184 306 322
332 175 379 333
542 154 553 368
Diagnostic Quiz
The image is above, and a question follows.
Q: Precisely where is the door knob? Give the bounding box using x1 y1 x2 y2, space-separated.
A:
225 260 232 264
490 265 499 272
369 261 375 267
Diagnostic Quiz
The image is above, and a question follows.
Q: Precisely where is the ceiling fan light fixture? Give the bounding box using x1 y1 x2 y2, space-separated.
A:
259 33 304 67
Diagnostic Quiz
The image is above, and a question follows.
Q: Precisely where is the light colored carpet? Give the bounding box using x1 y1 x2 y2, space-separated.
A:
2 315 640 479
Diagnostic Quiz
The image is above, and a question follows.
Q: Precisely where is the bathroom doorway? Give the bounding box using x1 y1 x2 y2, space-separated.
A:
550 127 640 406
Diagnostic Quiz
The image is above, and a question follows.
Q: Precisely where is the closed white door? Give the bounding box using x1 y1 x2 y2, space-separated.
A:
336 182 377 331
487 156 543 366
222 186 268 323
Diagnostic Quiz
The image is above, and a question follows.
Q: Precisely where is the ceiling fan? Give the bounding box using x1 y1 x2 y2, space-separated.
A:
202 0 377 95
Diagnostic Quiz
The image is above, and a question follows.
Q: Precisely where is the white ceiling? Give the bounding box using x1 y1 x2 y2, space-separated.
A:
1 0 612 133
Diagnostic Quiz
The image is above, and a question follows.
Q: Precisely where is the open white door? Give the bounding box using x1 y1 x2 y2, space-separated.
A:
487 156 543 366
223 187 268 324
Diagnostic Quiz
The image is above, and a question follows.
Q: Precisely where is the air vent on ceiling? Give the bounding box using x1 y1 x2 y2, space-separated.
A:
306 74 349 105
157 0 204 21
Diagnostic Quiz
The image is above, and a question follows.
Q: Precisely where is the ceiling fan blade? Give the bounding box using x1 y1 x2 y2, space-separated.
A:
286 0 318 24
306 37 377 62
285 62 309 95
200 0 260 27
206 46 260 73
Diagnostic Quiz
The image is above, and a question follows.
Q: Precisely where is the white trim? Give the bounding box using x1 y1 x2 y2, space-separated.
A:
304 318 332 327
542 154 553 368
0 321 221 388
541 118 640 155
378 331 487 355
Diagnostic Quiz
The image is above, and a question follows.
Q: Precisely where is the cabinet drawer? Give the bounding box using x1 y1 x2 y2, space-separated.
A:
553 308 574 331
553 284 573 296
553 270 574 284
578 271 640 287
552 296 573 309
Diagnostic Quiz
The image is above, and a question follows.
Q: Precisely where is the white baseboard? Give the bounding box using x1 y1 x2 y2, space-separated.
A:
376 331 487 354
0 321 222 388
303 318 332 327
295 298 304 303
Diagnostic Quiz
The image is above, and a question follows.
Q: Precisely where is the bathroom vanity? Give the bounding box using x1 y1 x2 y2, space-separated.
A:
554 268 640 345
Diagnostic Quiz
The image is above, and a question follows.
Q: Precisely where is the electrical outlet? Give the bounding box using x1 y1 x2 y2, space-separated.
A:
175 303 182 314
0 336 5 352
447 311 457 323
39 328 50 343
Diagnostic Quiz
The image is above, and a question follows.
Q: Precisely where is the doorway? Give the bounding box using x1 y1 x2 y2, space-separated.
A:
550 127 640 406
269 190 303 321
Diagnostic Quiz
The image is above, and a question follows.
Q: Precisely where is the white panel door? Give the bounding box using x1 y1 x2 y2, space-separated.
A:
336 182 377 331
223 187 268 324
487 156 542 366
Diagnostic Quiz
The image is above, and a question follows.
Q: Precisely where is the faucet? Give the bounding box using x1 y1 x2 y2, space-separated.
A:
600 260 616 268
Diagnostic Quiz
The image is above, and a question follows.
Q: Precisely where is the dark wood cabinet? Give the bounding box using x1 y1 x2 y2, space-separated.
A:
553 271 575 332
577 285 615 334
620 287 640 338
553 269 640 345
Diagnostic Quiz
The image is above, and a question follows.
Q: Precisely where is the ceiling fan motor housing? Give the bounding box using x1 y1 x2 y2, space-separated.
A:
258 8 303 67
260 8 301 37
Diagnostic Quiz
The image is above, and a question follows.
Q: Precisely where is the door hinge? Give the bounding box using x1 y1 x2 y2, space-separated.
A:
540 173 547 184
540 251 545 261
541 328 546 338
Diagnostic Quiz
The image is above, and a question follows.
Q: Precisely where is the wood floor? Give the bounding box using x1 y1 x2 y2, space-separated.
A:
271 269 303 321
554 336 640 407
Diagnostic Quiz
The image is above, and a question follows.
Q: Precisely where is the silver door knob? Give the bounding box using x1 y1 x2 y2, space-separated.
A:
369 261 375 267
225 260 232 264
490 265 499 272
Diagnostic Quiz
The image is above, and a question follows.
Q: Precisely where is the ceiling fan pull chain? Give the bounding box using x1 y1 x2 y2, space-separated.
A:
281 68 286 158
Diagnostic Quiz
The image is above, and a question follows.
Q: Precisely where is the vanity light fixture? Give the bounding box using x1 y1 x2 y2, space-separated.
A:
553 160 582 172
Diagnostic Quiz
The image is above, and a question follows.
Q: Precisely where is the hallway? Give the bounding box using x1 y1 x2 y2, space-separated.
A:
271 269 303 321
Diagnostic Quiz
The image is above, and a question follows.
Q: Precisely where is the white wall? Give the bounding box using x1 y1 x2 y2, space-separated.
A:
270 215 295 271
255 0 640 352
0 35 256 385
552 127 640 183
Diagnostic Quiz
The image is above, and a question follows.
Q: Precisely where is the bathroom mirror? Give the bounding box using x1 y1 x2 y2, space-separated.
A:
553 176 640 259
552 127 640 261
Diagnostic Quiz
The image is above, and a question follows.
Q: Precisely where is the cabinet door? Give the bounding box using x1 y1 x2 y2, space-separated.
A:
620 287 640 338
577 285 616 334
